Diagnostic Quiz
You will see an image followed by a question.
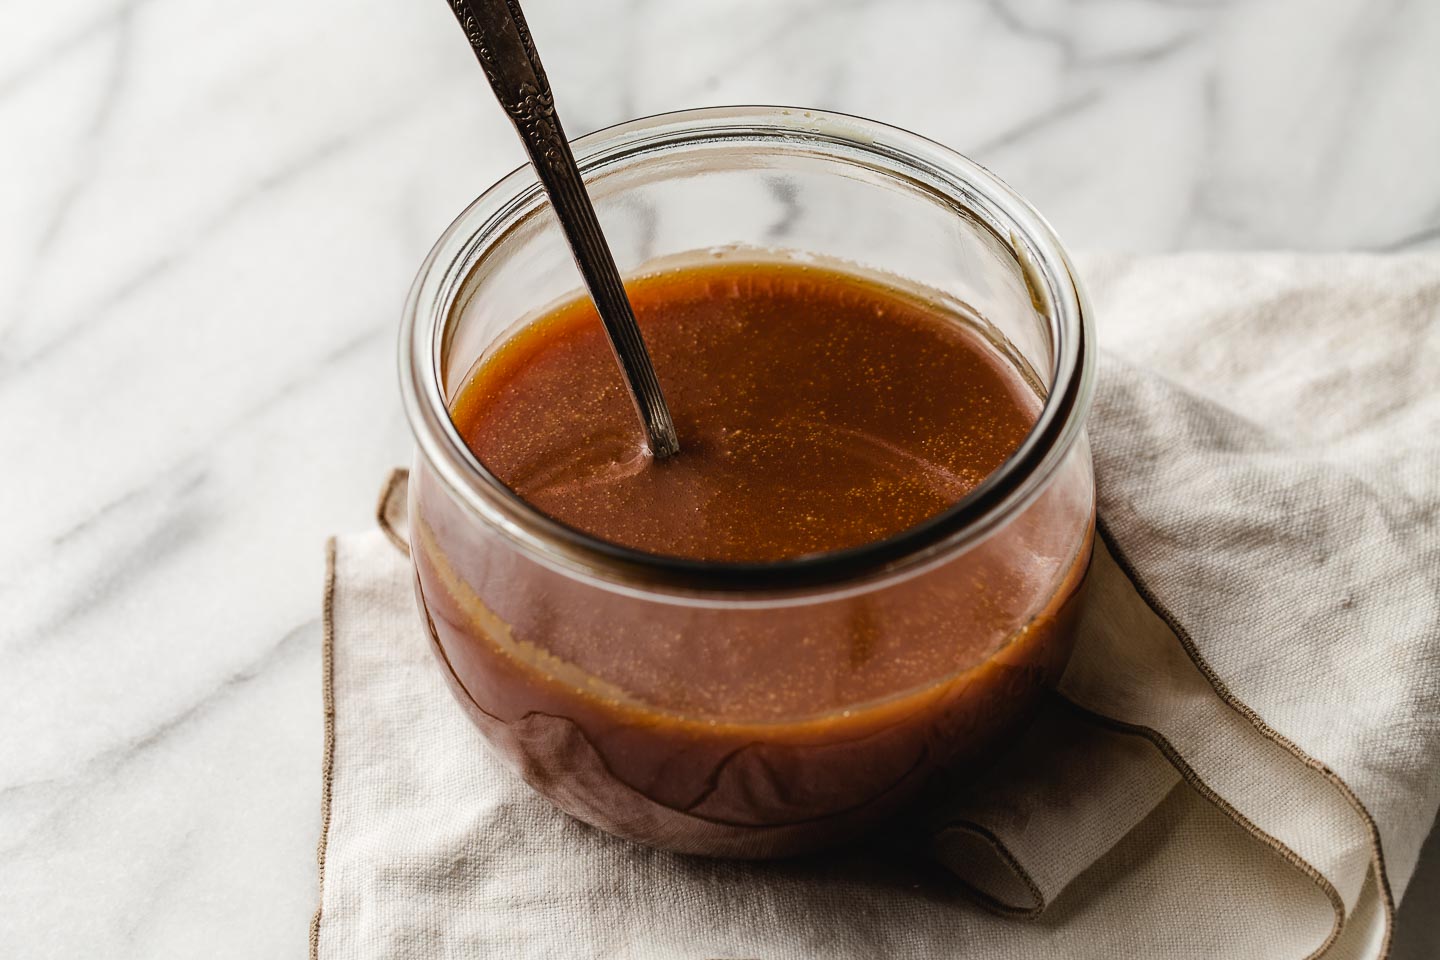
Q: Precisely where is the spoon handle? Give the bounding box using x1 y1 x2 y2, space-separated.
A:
443 0 681 460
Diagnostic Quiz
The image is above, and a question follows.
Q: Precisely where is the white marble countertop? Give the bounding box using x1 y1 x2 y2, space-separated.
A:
3 0 1437 955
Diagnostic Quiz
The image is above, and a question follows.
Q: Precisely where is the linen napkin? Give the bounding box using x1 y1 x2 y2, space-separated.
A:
311 255 1440 959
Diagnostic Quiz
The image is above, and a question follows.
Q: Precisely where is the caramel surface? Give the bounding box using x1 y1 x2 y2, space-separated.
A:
451 261 1038 561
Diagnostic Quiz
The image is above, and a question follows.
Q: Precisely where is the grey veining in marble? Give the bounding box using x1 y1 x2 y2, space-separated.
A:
2 0 1437 955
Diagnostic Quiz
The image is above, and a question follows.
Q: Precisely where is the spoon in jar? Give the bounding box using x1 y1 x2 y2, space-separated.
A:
440 0 681 460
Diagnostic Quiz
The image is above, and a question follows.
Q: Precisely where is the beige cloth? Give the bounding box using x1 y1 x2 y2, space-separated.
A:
312 255 1440 959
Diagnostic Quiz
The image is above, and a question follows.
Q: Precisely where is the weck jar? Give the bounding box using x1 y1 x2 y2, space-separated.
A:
399 106 1096 858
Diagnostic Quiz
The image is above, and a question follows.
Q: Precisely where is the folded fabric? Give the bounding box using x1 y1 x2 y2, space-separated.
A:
311 254 1440 959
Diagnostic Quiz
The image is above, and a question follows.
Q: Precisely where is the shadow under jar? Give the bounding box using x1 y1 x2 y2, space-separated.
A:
400 107 1097 858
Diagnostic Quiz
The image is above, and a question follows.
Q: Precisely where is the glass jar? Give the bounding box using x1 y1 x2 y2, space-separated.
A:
399 106 1096 858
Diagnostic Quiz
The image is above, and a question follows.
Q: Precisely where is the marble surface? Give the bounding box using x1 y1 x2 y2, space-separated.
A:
2 0 1438 955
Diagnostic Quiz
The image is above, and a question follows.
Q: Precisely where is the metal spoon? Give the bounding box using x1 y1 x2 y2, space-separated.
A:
441 0 681 460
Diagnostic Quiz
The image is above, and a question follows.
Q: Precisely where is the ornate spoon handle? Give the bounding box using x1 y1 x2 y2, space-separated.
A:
443 0 681 459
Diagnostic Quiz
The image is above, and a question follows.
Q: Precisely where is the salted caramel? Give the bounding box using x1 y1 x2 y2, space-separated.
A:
413 260 1092 855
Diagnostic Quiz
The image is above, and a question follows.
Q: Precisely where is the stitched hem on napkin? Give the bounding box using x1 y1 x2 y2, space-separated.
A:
1096 520 1394 958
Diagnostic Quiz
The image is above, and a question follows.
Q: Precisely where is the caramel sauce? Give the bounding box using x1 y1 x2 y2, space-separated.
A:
413 259 1093 856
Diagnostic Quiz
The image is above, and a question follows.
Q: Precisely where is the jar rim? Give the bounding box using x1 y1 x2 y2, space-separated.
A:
399 105 1095 598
